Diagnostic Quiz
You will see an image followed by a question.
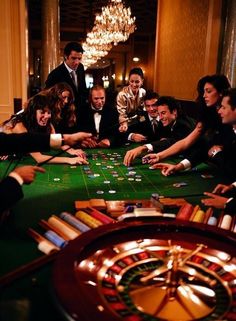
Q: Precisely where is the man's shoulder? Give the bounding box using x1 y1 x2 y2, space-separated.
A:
48 63 66 75
175 115 196 129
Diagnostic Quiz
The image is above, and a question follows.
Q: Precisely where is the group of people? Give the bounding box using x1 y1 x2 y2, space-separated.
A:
1 40 236 219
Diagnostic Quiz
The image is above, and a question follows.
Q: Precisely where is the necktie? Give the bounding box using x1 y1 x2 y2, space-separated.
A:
70 70 77 88
152 118 158 134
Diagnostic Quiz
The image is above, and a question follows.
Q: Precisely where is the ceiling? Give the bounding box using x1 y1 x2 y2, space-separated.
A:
28 0 157 41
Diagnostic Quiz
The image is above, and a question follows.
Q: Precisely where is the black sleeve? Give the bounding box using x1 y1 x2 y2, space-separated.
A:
0 133 51 155
225 198 236 215
0 177 23 214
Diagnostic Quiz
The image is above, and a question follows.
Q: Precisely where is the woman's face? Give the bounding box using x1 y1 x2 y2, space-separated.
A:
60 90 71 106
203 82 221 107
129 74 143 94
36 108 51 126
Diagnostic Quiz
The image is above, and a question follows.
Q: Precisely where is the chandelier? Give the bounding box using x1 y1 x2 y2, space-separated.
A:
82 0 136 69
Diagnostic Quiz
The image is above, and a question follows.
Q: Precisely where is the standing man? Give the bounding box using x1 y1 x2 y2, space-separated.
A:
45 41 87 112
79 85 125 148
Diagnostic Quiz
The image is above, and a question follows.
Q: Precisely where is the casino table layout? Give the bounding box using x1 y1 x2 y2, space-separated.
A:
0 146 234 321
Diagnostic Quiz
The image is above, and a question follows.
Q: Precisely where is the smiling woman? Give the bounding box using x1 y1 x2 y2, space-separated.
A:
1 92 88 165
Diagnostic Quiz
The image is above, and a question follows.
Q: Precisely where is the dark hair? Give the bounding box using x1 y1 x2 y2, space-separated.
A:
223 88 236 110
144 90 159 103
157 96 182 114
64 41 84 57
196 74 231 105
47 82 76 127
129 67 144 79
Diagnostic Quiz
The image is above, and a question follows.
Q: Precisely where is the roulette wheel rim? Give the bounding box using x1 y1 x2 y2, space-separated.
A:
52 219 236 321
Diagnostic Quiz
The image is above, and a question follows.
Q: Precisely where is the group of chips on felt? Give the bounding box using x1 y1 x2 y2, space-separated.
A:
82 152 144 195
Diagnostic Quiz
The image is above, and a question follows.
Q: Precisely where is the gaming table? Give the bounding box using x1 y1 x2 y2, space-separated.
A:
0 146 234 321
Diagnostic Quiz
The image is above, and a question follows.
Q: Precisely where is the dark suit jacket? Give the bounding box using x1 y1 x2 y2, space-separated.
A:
0 133 51 155
78 104 125 147
45 62 87 109
151 115 196 152
0 177 23 214
225 197 236 215
127 112 163 142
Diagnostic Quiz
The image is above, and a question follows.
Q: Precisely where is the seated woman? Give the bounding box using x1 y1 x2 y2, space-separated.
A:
143 74 231 174
2 92 89 165
46 82 86 158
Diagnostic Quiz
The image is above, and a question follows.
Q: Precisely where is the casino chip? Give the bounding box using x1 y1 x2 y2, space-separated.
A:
173 182 188 187
103 180 110 184
108 190 116 194
96 190 104 194
53 178 61 181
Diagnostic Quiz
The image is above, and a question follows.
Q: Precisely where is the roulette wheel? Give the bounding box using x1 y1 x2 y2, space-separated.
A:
52 219 236 321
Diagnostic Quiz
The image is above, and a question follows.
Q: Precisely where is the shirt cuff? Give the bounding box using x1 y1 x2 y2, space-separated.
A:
9 172 24 186
145 144 153 152
128 133 134 141
224 197 233 209
50 134 63 149
180 159 192 170
232 182 236 188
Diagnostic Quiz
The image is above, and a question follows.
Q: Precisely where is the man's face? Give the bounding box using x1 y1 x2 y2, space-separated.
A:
157 104 177 127
218 96 236 125
65 50 83 70
145 98 159 118
91 89 106 110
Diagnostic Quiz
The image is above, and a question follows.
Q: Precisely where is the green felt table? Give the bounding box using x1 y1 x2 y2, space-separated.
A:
0 146 231 321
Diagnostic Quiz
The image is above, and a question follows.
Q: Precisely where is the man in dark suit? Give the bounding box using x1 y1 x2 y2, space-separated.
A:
78 85 125 148
0 131 92 216
126 91 162 143
45 41 87 111
124 96 195 166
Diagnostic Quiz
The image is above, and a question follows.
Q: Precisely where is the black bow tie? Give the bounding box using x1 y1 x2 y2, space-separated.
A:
92 109 103 115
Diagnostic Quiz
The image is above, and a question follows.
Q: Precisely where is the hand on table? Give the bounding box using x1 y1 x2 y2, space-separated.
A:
123 146 147 166
97 139 110 148
65 147 87 158
142 153 160 165
201 192 229 209
212 183 235 194
149 163 177 176
68 156 89 165
80 137 98 148
13 166 45 184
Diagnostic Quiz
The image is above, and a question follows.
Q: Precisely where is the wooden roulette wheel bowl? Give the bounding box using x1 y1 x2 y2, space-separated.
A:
52 219 236 321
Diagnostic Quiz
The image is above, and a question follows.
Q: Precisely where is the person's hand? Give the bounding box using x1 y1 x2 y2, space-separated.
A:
66 147 87 158
63 132 92 146
97 139 110 148
208 145 223 158
212 183 235 194
68 156 89 165
142 153 160 165
119 122 128 132
0 155 8 161
131 133 147 143
201 192 228 209
123 146 147 166
13 166 45 184
149 163 177 176
80 137 98 148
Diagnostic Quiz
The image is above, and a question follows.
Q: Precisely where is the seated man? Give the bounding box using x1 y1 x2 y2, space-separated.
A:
124 96 195 166
126 91 161 143
154 88 236 178
78 85 125 148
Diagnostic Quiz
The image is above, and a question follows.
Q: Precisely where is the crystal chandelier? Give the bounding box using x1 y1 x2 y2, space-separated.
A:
82 0 136 69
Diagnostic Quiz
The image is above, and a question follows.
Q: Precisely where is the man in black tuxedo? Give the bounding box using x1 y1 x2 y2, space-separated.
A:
124 96 195 166
45 41 87 111
0 131 92 216
78 85 125 148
